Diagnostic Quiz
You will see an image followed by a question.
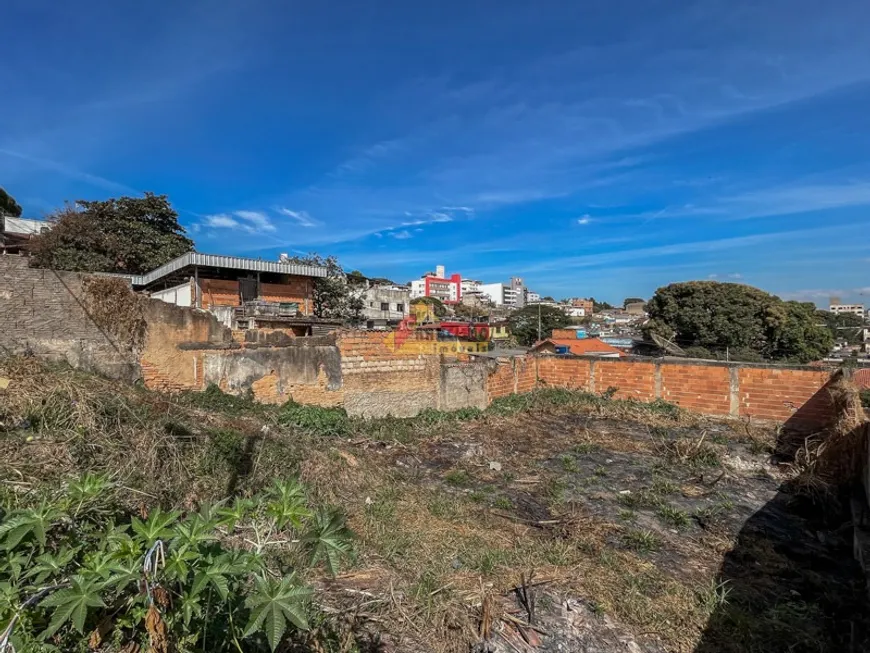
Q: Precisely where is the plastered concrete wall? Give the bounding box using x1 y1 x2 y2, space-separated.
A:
201 336 342 405
138 300 232 392
440 363 488 411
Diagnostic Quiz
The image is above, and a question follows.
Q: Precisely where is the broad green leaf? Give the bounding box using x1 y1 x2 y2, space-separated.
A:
131 507 179 545
25 547 79 584
172 515 218 551
244 575 311 651
265 480 311 531
0 504 60 550
191 561 231 600
40 576 105 638
217 497 255 531
301 507 355 576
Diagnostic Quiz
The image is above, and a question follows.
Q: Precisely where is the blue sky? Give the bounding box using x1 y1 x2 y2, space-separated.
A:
2 0 869 305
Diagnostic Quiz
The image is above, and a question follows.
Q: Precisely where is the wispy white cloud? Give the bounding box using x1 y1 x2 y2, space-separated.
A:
577 215 592 225
204 214 241 229
277 208 319 228
234 210 276 232
721 180 870 219
400 212 454 227
388 230 413 239
202 210 276 234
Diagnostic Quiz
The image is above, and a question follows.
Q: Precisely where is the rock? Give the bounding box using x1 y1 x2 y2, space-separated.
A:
489 461 503 471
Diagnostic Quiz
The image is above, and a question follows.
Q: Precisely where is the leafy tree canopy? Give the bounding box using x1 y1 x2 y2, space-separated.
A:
411 296 447 318
0 186 22 217
815 310 865 345
282 253 364 321
590 297 613 312
30 193 193 274
623 297 646 307
541 296 556 303
644 281 833 363
509 304 571 346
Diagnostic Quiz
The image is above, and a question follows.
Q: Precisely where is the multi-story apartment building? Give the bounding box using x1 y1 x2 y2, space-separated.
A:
570 298 594 315
830 303 865 318
479 283 514 306
409 265 462 304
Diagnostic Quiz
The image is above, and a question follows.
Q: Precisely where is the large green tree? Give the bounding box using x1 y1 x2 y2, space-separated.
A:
816 310 865 344
644 281 833 363
282 253 364 322
0 187 22 217
30 193 193 274
509 304 571 346
411 296 447 318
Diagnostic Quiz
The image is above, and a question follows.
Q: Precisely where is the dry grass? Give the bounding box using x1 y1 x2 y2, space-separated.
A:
786 375 869 494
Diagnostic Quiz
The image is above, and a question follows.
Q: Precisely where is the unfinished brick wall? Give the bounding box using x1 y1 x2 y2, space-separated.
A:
737 366 833 423
660 362 732 415
260 277 314 315
537 357 592 390
0 257 139 380
337 330 442 417
488 354 839 429
594 359 657 401
200 279 240 308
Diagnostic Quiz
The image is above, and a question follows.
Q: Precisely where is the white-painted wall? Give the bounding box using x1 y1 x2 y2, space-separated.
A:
151 281 192 307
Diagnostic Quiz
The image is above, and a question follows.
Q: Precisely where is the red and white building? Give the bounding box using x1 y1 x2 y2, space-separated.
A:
410 265 462 304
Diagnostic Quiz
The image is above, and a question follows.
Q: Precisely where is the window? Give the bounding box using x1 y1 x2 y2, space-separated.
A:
381 302 389 311
396 303 404 313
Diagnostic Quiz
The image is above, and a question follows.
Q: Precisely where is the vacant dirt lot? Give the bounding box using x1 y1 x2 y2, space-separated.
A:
2 358 867 652
298 406 869 653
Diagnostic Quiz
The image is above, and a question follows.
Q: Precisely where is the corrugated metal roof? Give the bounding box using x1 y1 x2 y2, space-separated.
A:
129 252 328 286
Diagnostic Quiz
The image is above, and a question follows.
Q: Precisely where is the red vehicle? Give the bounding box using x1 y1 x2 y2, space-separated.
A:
436 321 490 340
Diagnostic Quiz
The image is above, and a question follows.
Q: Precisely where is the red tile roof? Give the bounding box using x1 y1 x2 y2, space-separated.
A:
532 337 625 357
853 368 870 390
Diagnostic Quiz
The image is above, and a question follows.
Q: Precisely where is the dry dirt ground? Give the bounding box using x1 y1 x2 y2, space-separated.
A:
303 411 869 653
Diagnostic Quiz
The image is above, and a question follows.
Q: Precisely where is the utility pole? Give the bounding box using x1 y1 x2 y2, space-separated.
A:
538 302 542 342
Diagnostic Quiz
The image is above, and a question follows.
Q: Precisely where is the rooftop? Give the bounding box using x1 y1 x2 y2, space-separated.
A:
114 252 329 288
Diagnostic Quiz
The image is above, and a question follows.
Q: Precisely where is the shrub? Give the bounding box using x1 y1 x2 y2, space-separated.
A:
0 475 354 652
278 402 349 437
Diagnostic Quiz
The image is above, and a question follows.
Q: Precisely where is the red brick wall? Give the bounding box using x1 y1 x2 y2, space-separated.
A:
201 279 239 308
594 359 656 401
661 363 731 415
260 277 314 315
515 357 537 394
487 362 517 399
738 366 832 423
486 353 839 428
537 357 592 390
551 328 580 340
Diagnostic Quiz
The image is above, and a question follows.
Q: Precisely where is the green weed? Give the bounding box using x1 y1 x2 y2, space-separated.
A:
279 402 349 437
620 529 662 553
445 469 472 487
657 504 690 529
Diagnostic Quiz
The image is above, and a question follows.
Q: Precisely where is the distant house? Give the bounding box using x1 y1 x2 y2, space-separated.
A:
489 320 511 342
121 252 338 336
0 216 50 254
531 337 624 358
359 283 411 330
